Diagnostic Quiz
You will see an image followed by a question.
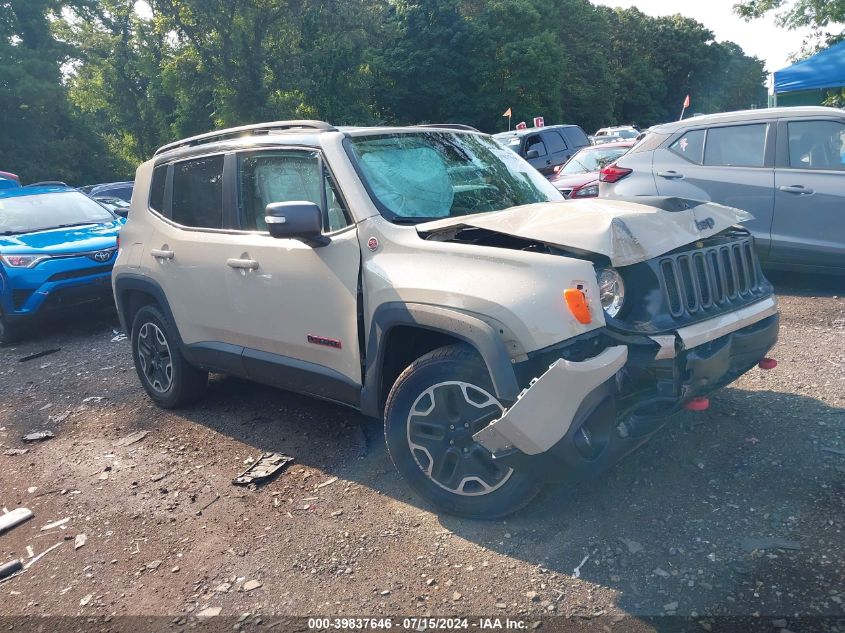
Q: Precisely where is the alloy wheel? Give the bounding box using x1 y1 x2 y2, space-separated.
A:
406 381 513 496
137 322 173 393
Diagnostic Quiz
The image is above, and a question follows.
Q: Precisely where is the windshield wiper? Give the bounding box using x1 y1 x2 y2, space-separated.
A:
392 216 440 225
1 230 26 236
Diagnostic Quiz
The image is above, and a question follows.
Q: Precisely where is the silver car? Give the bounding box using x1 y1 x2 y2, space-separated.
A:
599 106 845 274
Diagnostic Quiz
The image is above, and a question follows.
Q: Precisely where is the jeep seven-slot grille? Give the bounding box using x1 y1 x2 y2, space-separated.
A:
659 238 761 318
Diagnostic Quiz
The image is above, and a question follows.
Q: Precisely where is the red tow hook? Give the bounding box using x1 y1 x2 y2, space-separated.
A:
684 397 710 412
758 357 778 370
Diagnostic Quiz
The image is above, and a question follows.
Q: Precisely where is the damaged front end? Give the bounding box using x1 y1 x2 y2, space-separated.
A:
430 202 781 483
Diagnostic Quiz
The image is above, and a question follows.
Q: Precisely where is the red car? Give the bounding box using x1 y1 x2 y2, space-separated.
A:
548 141 634 198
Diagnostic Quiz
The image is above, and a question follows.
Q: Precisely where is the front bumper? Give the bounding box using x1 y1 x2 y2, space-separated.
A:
1 271 114 324
474 298 780 481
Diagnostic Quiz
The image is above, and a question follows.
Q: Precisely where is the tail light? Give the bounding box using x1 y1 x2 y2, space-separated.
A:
599 163 632 183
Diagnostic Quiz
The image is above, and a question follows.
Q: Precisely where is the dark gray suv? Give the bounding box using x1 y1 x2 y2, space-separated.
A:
599 107 845 274
494 124 590 178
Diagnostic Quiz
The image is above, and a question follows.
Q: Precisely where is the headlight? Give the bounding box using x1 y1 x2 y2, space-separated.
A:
573 184 599 198
0 254 49 268
596 267 625 318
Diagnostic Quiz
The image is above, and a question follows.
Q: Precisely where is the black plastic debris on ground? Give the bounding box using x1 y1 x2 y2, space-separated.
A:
22 430 54 443
233 452 294 486
18 349 61 363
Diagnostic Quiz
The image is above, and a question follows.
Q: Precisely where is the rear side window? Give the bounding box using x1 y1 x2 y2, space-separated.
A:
669 129 705 163
543 131 567 154
629 131 671 155
171 155 224 229
787 120 845 170
149 166 167 212
703 124 766 167
525 135 547 157
561 126 589 148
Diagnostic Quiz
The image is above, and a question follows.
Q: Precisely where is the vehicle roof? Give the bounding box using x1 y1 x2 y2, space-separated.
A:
87 181 134 189
152 121 484 162
651 106 842 133
0 184 76 199
596 126 637 131
492 124 581 139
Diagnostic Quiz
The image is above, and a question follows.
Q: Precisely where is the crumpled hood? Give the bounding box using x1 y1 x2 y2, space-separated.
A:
418 197 752 267
0 220 123 255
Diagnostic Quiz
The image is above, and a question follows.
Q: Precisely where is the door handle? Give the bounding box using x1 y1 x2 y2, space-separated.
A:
150 249 174 260
779 185 814 195
226 258 259 271
657 170 684 179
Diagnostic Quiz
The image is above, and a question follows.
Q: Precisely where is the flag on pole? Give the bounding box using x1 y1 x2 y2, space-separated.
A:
683 94 690 108
502 107 512 117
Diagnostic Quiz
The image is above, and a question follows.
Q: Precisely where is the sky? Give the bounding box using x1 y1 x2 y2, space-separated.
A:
592 0 822 74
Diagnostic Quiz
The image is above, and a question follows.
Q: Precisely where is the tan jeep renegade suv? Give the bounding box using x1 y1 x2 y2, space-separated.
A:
113 120 779 518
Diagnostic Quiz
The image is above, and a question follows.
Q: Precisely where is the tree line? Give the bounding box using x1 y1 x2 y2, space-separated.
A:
2 0 769 184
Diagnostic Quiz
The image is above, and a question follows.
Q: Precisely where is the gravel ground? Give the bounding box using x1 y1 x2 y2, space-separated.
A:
0 272 842 628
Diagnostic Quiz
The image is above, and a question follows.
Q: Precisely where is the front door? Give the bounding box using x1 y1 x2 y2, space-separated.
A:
771 118 845 271
223 149 362 399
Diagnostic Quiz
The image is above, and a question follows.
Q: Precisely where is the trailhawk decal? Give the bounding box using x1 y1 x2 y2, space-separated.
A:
307 334 342 349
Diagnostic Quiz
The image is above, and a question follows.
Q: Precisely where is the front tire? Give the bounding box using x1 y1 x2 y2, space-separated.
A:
0 309 21 345
130 305 207 408
384 344 542 519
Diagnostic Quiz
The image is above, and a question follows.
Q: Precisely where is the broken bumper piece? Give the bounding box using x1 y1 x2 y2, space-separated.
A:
473 346 628 457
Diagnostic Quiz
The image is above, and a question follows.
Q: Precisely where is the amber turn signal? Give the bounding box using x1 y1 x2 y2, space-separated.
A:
564 288 592 324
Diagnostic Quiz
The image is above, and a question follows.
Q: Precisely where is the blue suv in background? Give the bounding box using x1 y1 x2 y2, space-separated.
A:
0 184 124 343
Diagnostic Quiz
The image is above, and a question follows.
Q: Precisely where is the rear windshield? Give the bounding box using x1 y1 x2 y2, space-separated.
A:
347 132 562 222
614 129 639 139
0 191 114 235
561 146 631 174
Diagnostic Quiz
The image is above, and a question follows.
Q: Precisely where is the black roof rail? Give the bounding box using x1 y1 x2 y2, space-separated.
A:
413 123 481 132
24 181 69 188
154 120 337 156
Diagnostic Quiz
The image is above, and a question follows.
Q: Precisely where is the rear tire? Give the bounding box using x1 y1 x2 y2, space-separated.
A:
131 305 207 408
384 344 542 519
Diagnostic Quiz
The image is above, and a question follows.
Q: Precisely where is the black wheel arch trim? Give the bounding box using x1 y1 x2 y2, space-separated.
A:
113 274 182 346
361 302 520 418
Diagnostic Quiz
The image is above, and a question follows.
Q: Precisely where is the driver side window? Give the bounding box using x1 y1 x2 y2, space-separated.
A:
525 135 547 157
237 151 351 232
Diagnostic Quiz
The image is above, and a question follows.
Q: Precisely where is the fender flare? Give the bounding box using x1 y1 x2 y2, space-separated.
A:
113 273 181 344
360 302 520 418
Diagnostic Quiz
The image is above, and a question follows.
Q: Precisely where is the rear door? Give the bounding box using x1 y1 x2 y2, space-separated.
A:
146 153 249 364
560 126 590 159
541 130 570 172
650 122 776 258
770 117 845 271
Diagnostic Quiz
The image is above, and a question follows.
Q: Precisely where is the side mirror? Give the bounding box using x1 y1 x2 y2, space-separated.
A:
264 201 329 247
525 149 540 159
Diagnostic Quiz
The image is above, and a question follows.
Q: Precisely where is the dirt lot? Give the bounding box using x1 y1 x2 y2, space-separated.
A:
0 272 843 629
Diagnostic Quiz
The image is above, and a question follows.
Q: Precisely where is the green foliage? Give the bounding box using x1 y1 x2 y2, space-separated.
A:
1 0 771 185
0 0 124 184
734 0 844 30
